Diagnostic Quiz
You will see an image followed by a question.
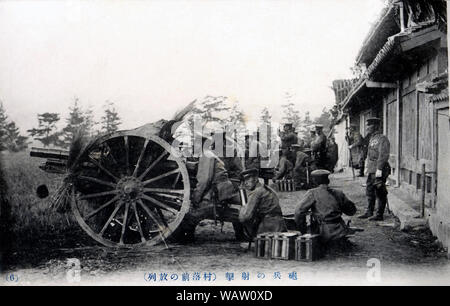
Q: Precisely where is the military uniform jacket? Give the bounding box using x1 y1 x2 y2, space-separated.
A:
294 151 309 172
239 182 286 234
366 132 390 174
281 131 298 149
193 151 235 204
294 185 356 242
326 142 338 166
311 133 327 161
274 156 293 180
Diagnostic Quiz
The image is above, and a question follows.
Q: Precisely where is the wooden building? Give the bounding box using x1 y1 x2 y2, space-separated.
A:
332 0 450 251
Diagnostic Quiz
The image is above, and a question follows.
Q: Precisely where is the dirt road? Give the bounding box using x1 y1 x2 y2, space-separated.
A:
3 171 450 285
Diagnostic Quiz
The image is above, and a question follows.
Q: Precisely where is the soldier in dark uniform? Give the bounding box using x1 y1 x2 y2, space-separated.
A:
192 136 239 207
311 124 328 169
348 125 368 177
280 123 298 149
239 168 287 238
292 144 310 190
273 149 293 181
358 118 391 221
294 170 356 244
326 136 338 173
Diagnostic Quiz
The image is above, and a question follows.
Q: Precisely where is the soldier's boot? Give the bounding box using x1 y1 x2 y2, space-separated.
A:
358 198 375 219
358 167 365 177
368 215 383 221
369 193 387 221
358 211 373 219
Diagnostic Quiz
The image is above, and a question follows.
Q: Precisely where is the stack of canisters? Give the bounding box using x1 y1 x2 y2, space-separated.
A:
275 179 295 192
254 232 322 261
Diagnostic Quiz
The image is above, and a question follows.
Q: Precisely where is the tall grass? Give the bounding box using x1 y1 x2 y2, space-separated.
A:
2 152 90 251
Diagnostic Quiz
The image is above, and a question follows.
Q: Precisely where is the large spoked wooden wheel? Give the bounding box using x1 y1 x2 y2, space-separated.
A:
69 132 190 248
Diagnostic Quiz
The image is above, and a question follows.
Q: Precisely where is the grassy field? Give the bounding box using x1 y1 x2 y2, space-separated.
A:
1 152 93 255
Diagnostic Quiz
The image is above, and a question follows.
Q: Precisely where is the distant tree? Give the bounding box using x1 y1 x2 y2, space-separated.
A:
83 106 97 137
0 102 29 152
228 103 246 132
27 112 61 148
281 92 301 129
187 95 231 131
0 103 8 151
4 121 29 152
60 97 88 148
259 107 272 125
101 101 121 134
314 107 332 134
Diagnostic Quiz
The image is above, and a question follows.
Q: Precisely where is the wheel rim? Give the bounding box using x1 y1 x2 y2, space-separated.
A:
70 133 190 248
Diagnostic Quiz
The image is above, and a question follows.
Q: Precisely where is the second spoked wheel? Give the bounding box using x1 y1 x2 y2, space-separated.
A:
69 133 191 247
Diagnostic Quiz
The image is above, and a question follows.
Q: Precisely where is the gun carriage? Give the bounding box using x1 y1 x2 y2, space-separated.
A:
31 116 275 248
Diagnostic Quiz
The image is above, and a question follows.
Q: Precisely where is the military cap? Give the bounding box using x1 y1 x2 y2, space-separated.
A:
291 144 302 148
284 123 293 128
366 117 381 125
315 124 324 129
310 169 331 178
240 168 259 180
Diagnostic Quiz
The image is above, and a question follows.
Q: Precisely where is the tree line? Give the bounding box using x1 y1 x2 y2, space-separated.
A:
0 97 121 152
0 93 333 153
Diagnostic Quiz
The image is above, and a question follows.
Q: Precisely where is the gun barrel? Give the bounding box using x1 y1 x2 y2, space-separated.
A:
30 147 69 160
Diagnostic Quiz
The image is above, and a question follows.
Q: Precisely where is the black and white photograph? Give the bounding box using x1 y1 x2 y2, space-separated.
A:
0 0 449 289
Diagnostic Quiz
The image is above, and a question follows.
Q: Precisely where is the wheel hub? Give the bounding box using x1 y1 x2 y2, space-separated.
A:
117 177 143 201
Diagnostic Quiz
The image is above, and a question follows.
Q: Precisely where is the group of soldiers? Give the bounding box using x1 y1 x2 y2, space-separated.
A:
273 122 338 190
189 116 390 251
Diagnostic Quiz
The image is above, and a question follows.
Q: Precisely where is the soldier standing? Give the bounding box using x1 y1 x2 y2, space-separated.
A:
326 136 338 173
358 118 391 221
311 124 328 169
348 125 368 177
239 168 287 238
280 123 298 149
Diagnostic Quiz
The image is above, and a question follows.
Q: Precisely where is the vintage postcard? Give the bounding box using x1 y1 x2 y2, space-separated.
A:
0 0 449 291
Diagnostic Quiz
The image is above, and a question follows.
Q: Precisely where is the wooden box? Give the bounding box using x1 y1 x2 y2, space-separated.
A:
271 232 300 260
255 232 275 259
295 234 322 261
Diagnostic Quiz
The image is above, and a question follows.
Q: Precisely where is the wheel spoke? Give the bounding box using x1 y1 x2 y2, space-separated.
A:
172 172 181 188
86 195 120 219
155 208 169 227
132 202 146 243
89 157 120 182
99 202 124 236
141 194 178 214
138 199 166 233
120 202 130 244
143 188 184 195
79 190 119 200
124 136 130 176
78 175 117 188
142 168 180 185
133 138 149 177
104 142 118 165
149 192 182 200
138 150 169 180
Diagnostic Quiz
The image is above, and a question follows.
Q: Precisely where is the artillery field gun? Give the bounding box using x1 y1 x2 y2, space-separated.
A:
30 106 275 248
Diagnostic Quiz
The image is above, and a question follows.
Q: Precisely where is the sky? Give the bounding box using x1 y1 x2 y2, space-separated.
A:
0 0 387 134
